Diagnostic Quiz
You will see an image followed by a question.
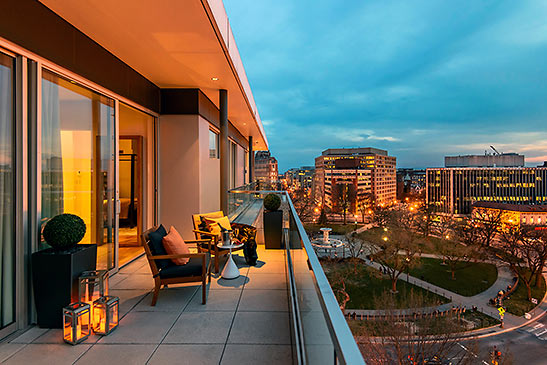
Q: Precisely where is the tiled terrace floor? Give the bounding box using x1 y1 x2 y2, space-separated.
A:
0 246 292 365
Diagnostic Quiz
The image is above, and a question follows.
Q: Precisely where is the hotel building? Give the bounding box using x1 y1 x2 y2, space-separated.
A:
426 167 547 215
315 147 396 208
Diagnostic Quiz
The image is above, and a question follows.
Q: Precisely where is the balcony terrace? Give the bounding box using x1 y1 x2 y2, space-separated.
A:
0 191 364 365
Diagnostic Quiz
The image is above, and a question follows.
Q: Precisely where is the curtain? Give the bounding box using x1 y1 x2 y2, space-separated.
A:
0 55 14 328
41 75 63 223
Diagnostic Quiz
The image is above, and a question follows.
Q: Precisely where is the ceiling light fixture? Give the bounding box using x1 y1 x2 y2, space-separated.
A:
211 77 219 81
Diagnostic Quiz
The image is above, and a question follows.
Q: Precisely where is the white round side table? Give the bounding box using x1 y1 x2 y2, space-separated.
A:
218 242 244 279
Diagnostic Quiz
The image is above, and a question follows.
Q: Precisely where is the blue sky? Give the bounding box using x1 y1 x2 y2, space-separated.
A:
224 0 547 172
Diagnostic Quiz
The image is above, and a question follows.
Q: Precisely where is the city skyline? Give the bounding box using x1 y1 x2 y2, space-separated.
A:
225 0 547 172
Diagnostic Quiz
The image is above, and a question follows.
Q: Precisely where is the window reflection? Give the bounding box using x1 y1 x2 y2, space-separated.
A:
41 70 115 270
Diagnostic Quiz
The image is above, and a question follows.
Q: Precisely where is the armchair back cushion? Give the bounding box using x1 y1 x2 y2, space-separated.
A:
162 226 190 265
192 211 224 233
147 225 171 269
202 216 232 237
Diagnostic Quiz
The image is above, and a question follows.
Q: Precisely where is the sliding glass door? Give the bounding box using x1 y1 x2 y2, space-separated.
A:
41 69 116 270
0 52 15 333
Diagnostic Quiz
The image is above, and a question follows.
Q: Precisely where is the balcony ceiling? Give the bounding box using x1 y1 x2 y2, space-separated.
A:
39 0 267 150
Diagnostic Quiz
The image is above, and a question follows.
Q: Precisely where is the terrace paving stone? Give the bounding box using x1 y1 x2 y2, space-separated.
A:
163 311 234 344
221 344 292 365
74 344 156 365
147 344 224 365
2 344 91 365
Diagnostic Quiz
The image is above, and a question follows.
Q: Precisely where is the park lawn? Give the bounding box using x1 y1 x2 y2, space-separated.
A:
304 223 362 236
321 258 448 310
408 257 498 297
504 273 546 316
356 227 446 254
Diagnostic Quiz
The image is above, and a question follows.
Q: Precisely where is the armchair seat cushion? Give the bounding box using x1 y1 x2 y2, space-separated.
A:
158 256 209 279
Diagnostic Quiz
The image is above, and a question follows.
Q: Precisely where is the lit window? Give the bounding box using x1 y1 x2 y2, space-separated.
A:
209 130 219 159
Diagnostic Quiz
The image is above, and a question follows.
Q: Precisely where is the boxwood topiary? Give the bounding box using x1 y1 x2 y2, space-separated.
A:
264 193 281 211
43 213 86 251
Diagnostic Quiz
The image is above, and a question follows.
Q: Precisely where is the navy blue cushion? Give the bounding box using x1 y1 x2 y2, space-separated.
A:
158 256 208 279
148 225 171 270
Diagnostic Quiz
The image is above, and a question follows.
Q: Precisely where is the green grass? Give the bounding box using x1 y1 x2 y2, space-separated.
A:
321 258 448 310
504 273 546 316
304 223 362 236
356 227 444 254
408 257 497 297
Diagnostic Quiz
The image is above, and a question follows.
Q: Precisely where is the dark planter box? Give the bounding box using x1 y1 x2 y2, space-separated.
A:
31 244 97 328
264 210 283 249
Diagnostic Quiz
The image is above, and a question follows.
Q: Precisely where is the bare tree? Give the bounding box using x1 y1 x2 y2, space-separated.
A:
289 186 314 222
371 204 392 228
357 192 375 224
434 215 454 240
474 208 505 247
327 262 352 311
333 183 357 225
415 203 435 237
435 240 479 280
372 210 420 293
498 225 547 301
452 218 480 247
356 290 483 364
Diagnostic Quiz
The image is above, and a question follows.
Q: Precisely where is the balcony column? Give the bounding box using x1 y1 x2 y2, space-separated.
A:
219 89 229 214
248 135 253 183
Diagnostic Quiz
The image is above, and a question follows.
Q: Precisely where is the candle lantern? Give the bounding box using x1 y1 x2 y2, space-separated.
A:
79 270 109 305
92 295 120 335
63 302 91 345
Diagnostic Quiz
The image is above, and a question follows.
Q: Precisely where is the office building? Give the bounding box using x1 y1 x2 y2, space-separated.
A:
427 167 547 215
254 150 278 185
445 153 524 168
284 166 315 189
315 147 396 209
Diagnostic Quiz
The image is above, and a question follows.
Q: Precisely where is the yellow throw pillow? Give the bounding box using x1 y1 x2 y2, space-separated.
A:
202 216 232 237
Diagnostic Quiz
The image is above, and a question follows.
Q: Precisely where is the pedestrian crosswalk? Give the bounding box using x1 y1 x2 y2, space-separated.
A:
525 323 547 340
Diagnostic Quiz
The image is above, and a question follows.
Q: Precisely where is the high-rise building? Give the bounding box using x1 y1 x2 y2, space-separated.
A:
426 167 547 215
254 151 279 185
315 147 396 209
284 166 315 189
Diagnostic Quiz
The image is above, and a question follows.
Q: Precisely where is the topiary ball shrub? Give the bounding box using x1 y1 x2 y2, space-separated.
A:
264 193 281 211
43 213 86 251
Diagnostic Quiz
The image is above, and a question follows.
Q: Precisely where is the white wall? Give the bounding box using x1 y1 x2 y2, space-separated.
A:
236 144 245 187
198 116 221 214
159 114 201 238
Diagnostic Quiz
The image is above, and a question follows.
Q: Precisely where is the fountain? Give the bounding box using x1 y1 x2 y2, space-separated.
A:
311 227 346 257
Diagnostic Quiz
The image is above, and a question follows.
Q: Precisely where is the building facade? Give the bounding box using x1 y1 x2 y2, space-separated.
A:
315 147 396 209
0 0 267 339
427 168 547 215
254 150 278 185
396 168 426 199
472 202 547 227
445 153 524 167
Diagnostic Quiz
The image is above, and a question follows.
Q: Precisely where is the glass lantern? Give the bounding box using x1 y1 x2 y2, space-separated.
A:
92 295 120 335
79 270 109 306
63 302 91 345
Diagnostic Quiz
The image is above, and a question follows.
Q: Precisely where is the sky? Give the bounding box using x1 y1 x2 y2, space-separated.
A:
224 0 547 172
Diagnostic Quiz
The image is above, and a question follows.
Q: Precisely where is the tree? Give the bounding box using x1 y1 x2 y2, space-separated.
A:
372 210 420 293
435 240 478 280
371 204 392 228
474 208 505 247
333 183 357 225
414 203 435 237
356 290 482 365
318 207 328 225
290 186 314 222
434 215 454 240
497 225 547 301
357 192 375 223
452 218 480 247
328 263 351 311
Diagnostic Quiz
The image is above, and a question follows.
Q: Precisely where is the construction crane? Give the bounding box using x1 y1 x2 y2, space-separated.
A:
490 145 501 155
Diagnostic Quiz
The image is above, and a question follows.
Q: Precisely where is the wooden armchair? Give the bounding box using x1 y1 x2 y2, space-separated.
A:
191 211 244 273
141 227 213 305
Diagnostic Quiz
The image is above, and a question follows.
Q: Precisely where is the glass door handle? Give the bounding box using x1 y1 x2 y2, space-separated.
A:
116 199 121 215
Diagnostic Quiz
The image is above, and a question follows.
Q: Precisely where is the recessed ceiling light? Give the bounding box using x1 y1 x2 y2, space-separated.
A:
211 77 219 81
